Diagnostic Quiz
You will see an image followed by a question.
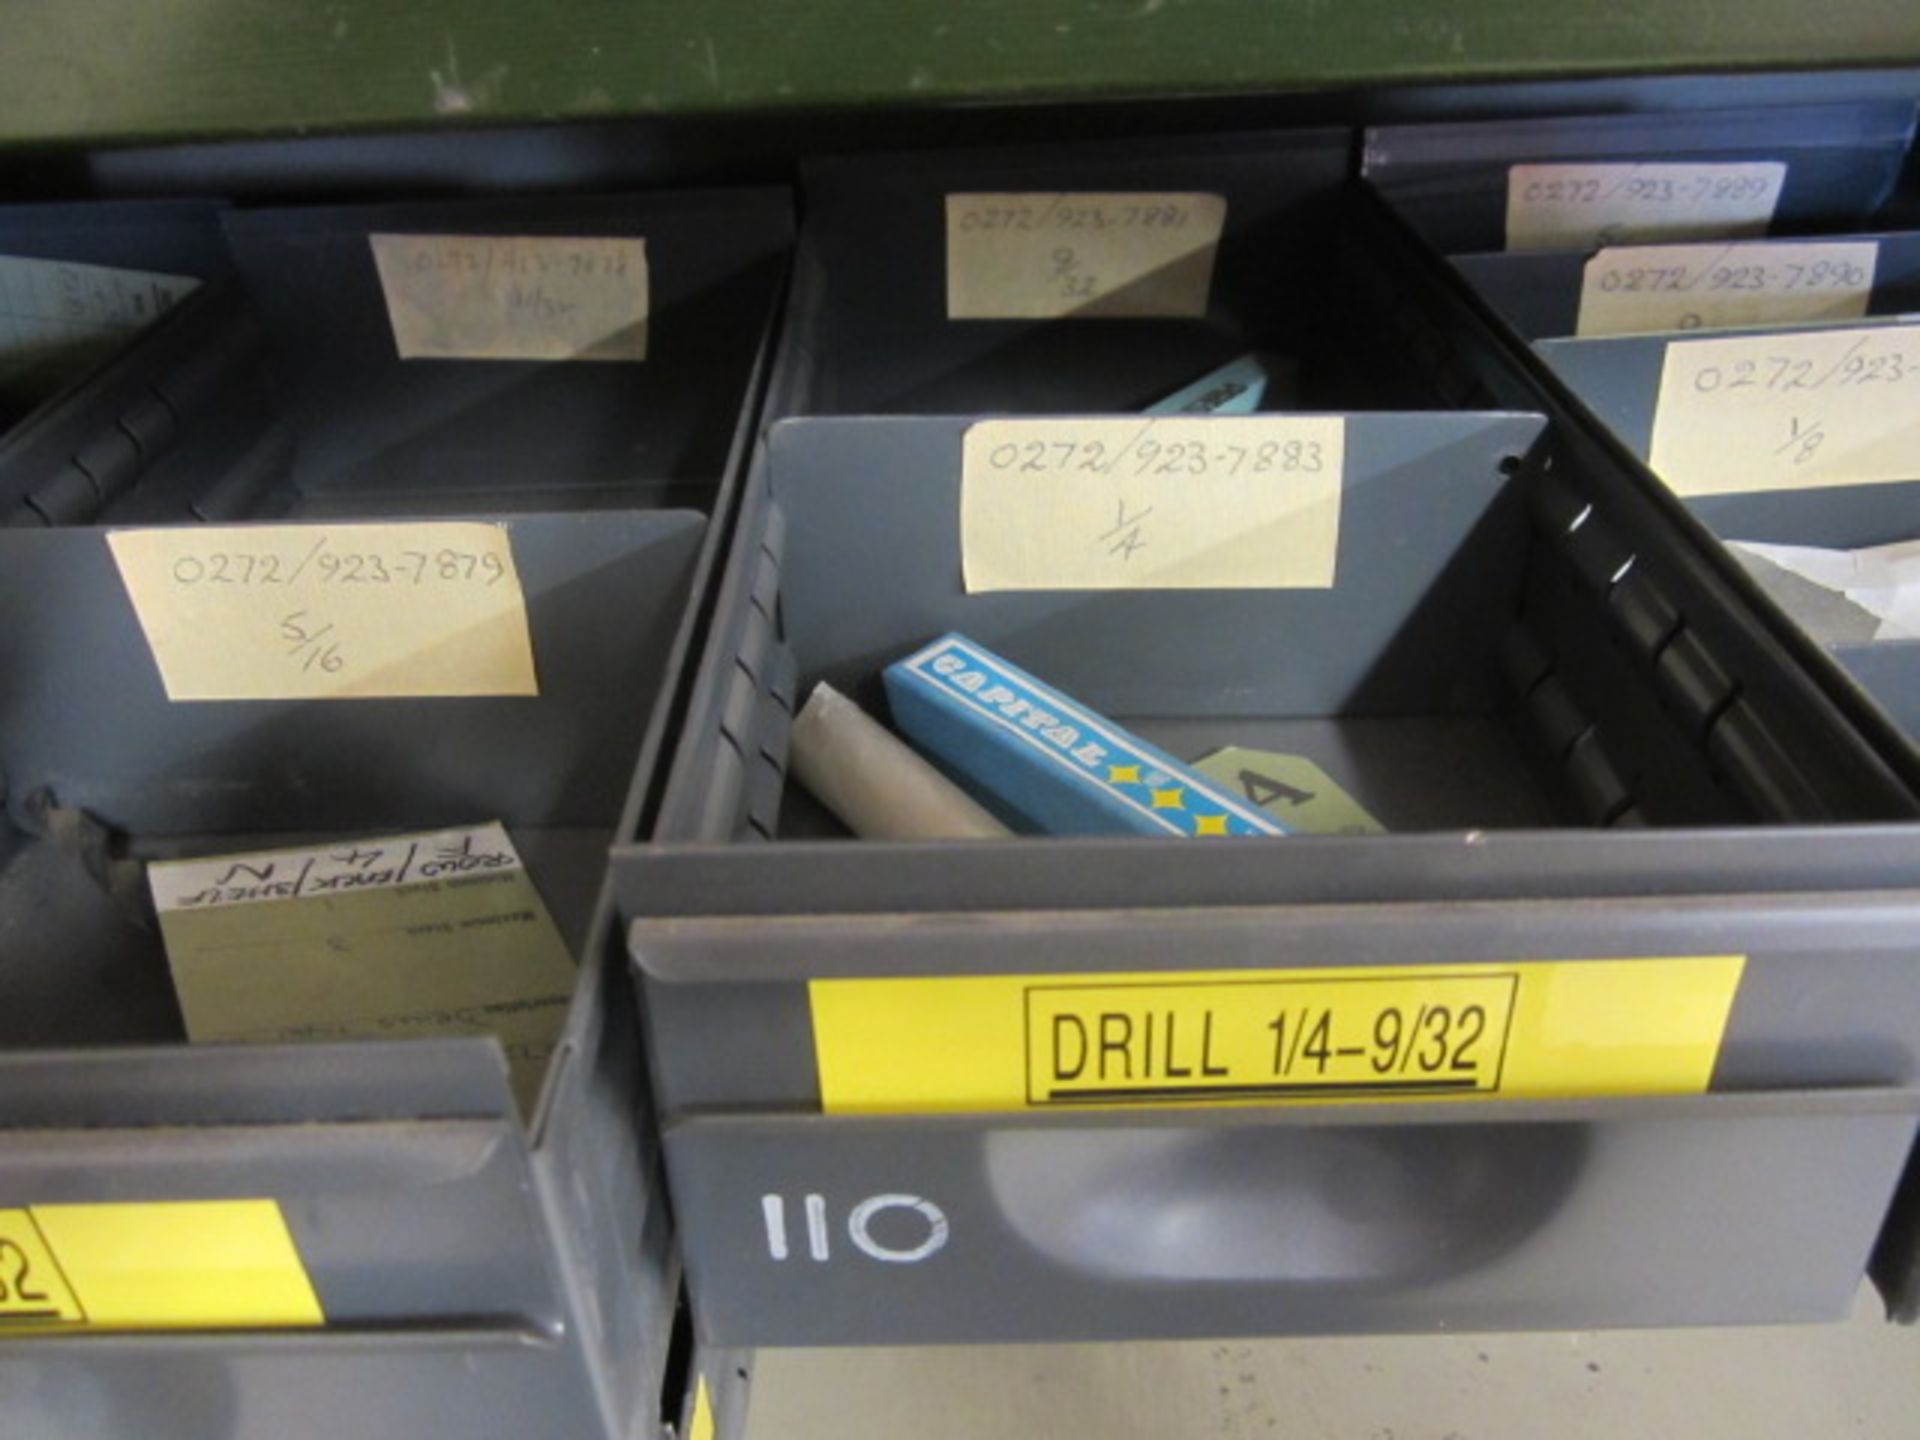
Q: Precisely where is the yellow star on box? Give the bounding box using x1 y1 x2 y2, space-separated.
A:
1193 814 1229 835
1107 764 1141 784
1151 788 1185 810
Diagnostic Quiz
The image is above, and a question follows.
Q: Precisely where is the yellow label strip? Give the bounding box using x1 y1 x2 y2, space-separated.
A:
689 1376 716 1440
810 957 1745 1114
0 1200 322 1334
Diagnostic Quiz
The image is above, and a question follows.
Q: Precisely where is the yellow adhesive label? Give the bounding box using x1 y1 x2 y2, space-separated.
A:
810 958 1745 1113
0 1201 322 1333
1647 322 1920 497
108 522 538 701
946 192 1226 319
1576 240 1878 339
369 233 648 362
689 1376 716 1440
0 1211 84 1325
961 416 1344 592
1505 162 1785 251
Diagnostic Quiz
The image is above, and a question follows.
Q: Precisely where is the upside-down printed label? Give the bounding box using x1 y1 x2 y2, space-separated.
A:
0 1201 321 1333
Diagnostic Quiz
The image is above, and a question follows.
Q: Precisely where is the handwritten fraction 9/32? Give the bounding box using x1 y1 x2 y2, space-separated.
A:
107 521 538 701
945 191 1227 320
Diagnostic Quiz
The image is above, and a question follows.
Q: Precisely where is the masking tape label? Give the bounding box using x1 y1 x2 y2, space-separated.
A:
810 957 1746 1113
0 255 198 396
108 521 538 701
1577 239 1878 338
0 1201 322 1333
1648 322 1920 497
1506 162 1785 252
946 192 1226 319
961 415 1344 591
369 233 648 362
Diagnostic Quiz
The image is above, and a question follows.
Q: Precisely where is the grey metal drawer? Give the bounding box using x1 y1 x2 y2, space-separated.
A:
660 1088 1920 1346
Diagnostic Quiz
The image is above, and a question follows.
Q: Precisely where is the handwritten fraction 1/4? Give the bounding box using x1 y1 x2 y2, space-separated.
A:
1098 498 1154 561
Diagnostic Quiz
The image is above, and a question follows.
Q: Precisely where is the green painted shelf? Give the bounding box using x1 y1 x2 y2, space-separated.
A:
7 0 1920 148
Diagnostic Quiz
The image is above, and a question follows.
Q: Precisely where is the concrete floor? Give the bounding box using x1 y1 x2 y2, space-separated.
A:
745 1286 1920 1439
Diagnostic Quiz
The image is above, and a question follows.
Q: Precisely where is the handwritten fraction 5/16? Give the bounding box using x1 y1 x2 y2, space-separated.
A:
107 521 538 701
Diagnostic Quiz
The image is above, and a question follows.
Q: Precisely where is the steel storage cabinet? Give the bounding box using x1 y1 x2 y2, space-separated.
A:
0 189 791 1437
616 129 1920 1348
1360 104 1920 1320
1366 102 1920 743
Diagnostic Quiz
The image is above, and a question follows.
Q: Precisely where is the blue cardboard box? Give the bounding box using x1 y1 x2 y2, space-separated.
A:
1143 351 1279 415
883 634 1290 838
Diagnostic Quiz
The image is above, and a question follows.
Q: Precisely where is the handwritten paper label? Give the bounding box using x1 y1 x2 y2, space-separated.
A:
1506 162 1786 252
151 823 575 1119
1576 240 1878 337
369 234 648 361
0 255 198 397
961 416 1344 591
1648 323 1920 497
107 521 538 701
946 192 1226 319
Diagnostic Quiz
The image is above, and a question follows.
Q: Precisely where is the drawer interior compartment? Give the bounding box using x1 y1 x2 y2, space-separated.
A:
661 410 1914 855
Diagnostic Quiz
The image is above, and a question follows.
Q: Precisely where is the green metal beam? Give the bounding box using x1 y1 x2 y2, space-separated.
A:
8 0 1920 147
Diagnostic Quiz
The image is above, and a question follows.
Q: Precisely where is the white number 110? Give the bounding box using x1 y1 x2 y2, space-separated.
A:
759 1192 950 1264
